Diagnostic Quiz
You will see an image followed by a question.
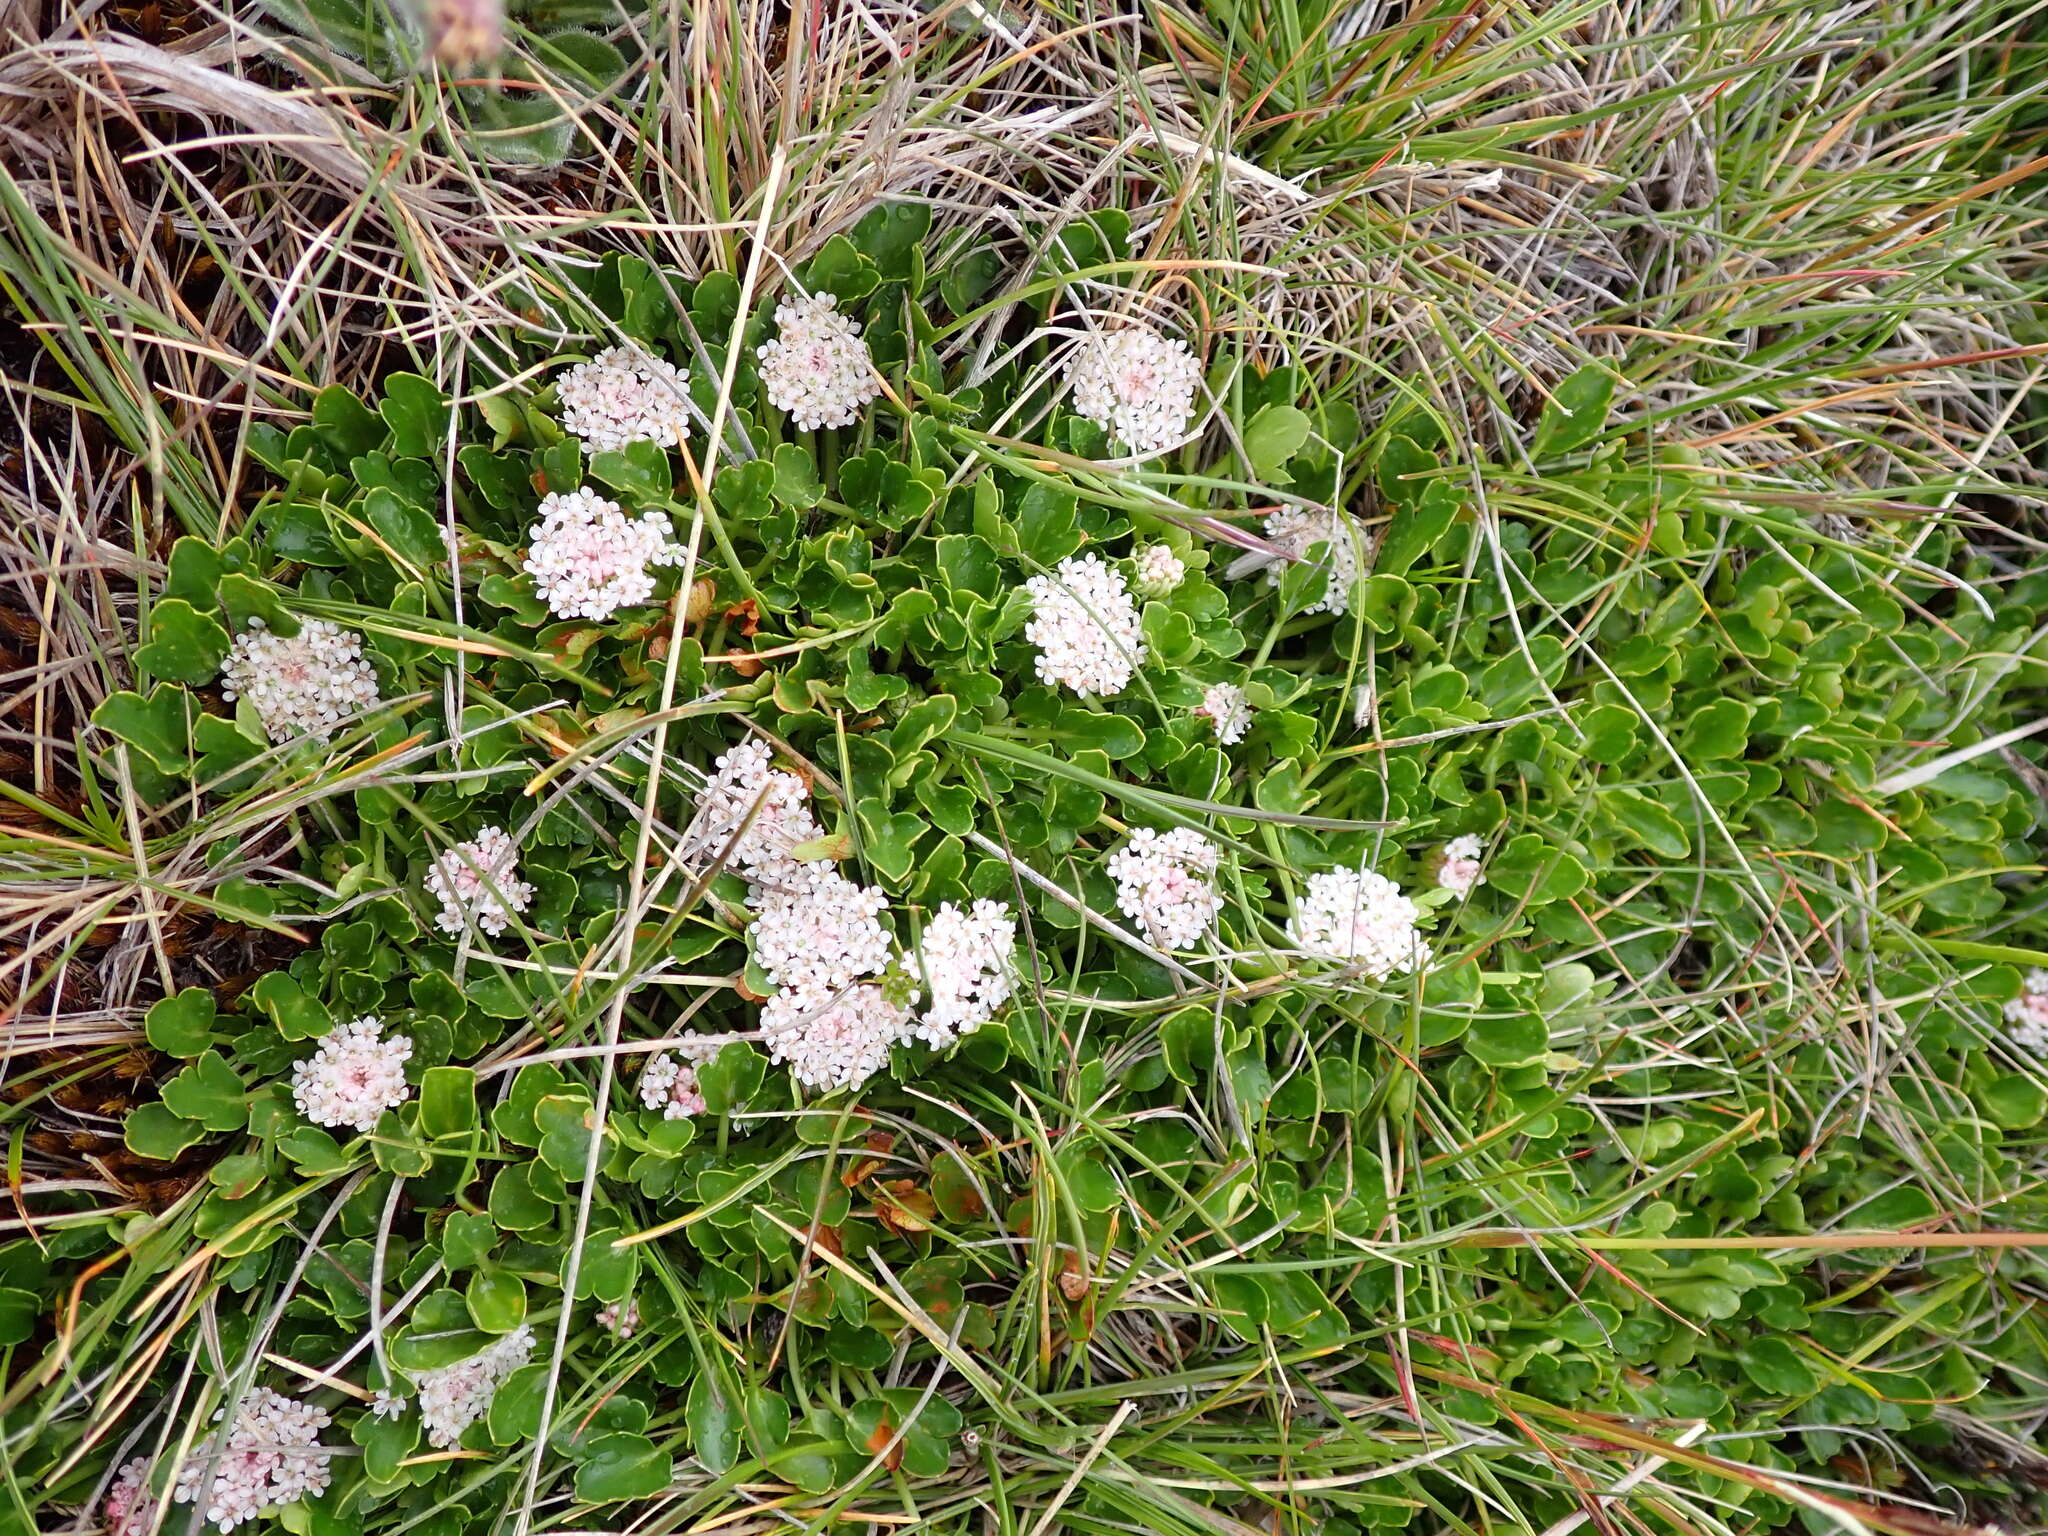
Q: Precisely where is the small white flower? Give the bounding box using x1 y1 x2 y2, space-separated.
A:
1288 868 1427 981
1434 834 1485 898
105 1457 158 1536
756 291 879 430
760 982 910 1093
1024 553 1147 698
1229 506 1364 616
1196 682 1253 746
1131 544 1186 599
747 864 893 996
597 1299 641 1339
1065 326 1202 458
908 900 1016 1047
639 1036 720 1119
290 1016 413 1134
685 738 822 879
1107 827 1222 951
523 486 684 621
1353 685 1375 730
415 1326 534 1450
425 826 533 938
370 1390 407 1420
555 344 692 454
218 617 381 745
172 1387 332 1532
2005 969 2048 1055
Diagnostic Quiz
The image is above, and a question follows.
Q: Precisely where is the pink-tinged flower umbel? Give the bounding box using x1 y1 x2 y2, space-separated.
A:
684 739 822 880
415 1327 534 1449
2006 969 2048 1055
218 617 380 745
1196 682 1253 745
1108 828 1222 951
290 1016 413 1134
172 1386 332 1532
1434 835 1485 898
757 292 879 430
555 344 692 453
760 983 910 1093
523 487 685 621
908 899 1016 1047
1065 325 1203 458
425 826 533 937
1024 554 1147 698
1288 868 1427 981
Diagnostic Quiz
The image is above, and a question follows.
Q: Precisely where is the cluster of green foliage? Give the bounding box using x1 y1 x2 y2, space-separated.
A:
12 194 2048 1536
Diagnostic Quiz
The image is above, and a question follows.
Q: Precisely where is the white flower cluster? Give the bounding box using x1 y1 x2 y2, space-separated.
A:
556 344 692 453
757 291 879 430
639 1036 719 1119
759 984 911 1095
290 1016 413 1134
1434 834 1485 898
1065 325 1202 458
908 900 1017 1048
425 826 533 937
2004 969 2048 1055
218 617 380 746
1132 544 1186 598
1288 868 1428 981
1254 506 1364 616
685 741 1019 1093
172 1387 331 1533
1025 554 1147 698
105 1456 158 1536
747 863 909 1092
1197 682 1253 745
749 865 894 995
415 1326 534 1449
1108 828 1223 951
523 487 685 621
684 738 822 879
597 1299 640 1339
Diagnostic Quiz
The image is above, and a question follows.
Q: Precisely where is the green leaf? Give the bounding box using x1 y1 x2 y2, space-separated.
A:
466 1267 528 1333
1244 404 1312 481
848 201 933 282
1600 788 1691 859
697 1042 766 1115
362 487 445 571
313 384 387 458
590 440 673 503
250 972 334 1041
1530 364 1616 457
489 1162 563 1231
0 1288 37 1346
574 1433 673 1501
771 442 824 507
379 373 452 458
419 1066 478 1139
136 599 230 684
1979 1074 2047 1130
145 987 217 1056
686 1372 738 1472
165 535 225 605
159 1051 248 1132
1464 1013 1548 1069
1737 1337 1817 1396
91 687 193 773
536 1093 600 1178
487 1362 548 1443
125 1102 208 1160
